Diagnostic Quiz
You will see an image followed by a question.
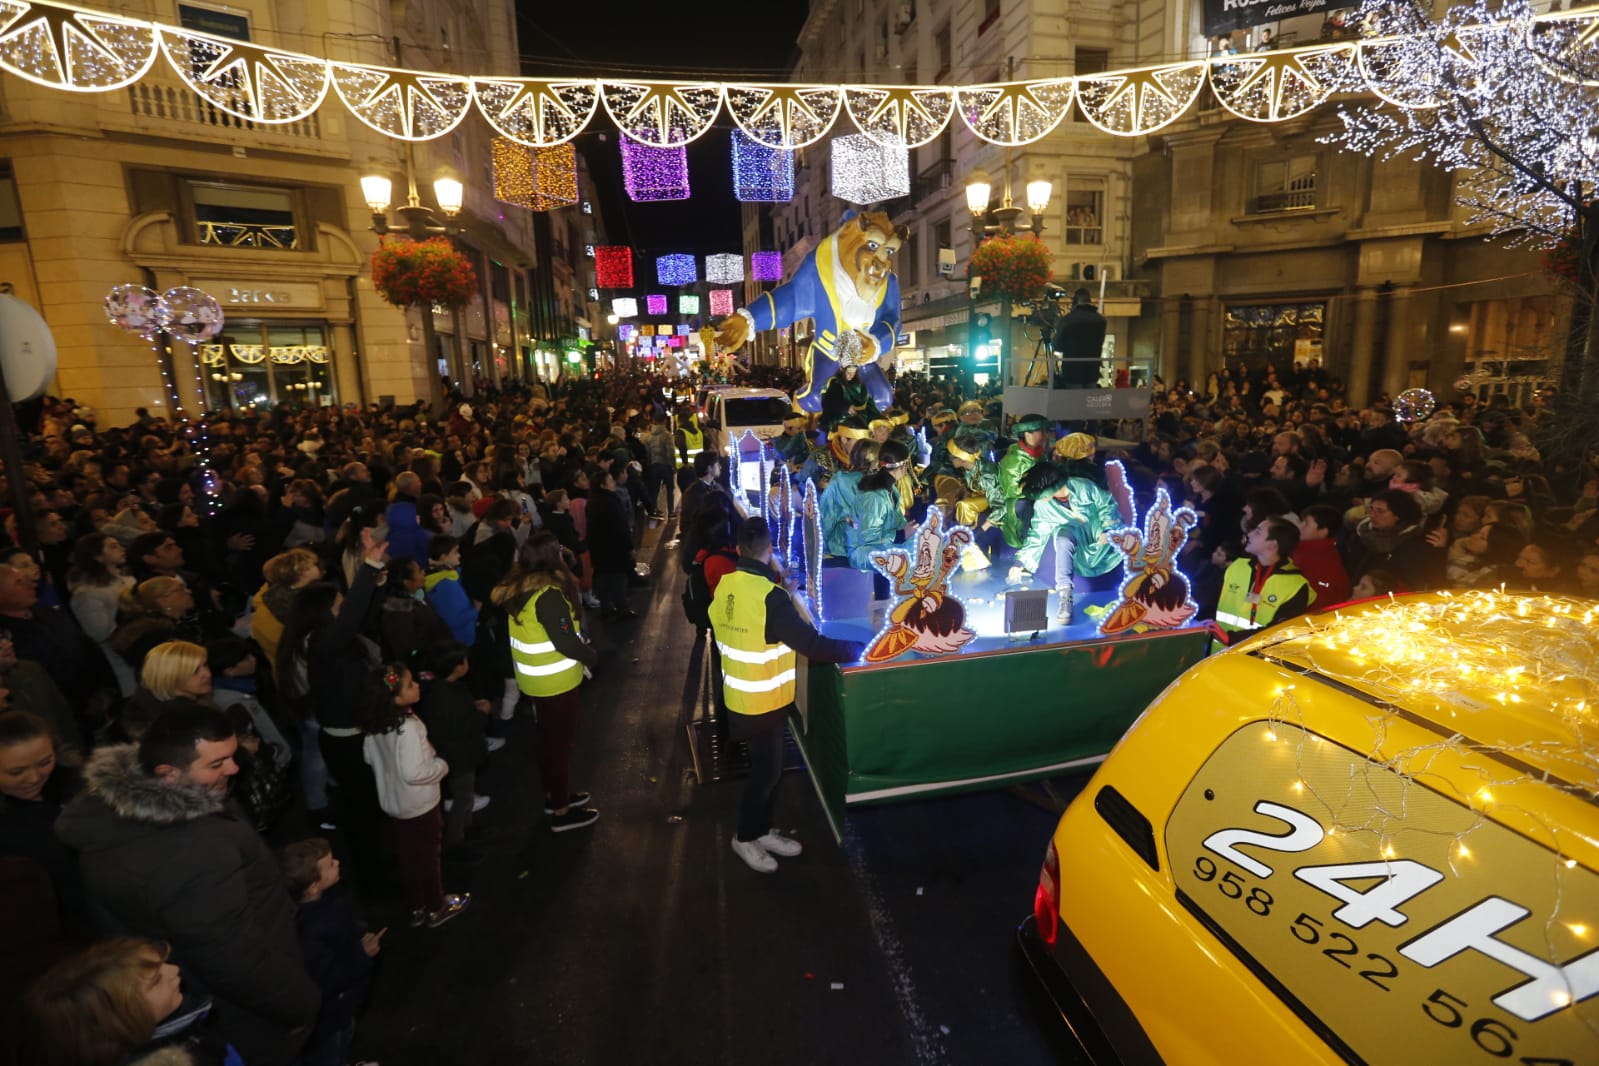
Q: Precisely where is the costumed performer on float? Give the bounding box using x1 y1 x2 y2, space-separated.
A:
799 415 870 489
713 211 906 413
822 360 882 431
997 413 1055 550
773 412 813 470
818 435 878 561
847 439 912 575
934 431 1006 570
1007 437 1130 624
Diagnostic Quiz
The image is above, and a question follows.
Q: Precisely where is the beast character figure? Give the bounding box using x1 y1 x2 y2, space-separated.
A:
715 211 906 413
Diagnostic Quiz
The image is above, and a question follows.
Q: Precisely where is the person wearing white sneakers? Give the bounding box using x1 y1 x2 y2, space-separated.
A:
711 517 863 873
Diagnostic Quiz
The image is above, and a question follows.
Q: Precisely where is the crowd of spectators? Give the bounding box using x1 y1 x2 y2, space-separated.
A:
0 351 1594 1064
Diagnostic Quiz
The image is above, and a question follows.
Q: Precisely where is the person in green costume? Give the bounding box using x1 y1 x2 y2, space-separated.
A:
773 412 813 469
997 413 1055 549
820 362 881 431
818 433 877 560
933 433 1006 569
846 439 910 572
1007 460 1123 624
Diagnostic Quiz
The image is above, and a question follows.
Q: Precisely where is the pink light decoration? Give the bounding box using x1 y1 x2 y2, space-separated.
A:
751 251 783 282
669 335 684 348
710 288 735 315
620 137 690 202
646 294 668 315
594 246 633 288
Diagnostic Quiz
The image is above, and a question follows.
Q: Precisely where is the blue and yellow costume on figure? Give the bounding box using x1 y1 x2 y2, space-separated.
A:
715 211 906 414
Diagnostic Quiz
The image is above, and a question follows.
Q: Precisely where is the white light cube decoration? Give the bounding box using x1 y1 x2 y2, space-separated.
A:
829 135 910 205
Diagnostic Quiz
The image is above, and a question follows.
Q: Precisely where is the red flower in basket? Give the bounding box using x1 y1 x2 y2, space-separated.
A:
371 238 479 309
969 234 1053 305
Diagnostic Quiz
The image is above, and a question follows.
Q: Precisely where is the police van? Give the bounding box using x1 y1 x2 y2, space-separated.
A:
1018 590 1598 1065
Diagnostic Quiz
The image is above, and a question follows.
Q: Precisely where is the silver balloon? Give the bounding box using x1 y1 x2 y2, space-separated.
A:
1394 387 1436 423
103 284 162 337
157 287 225 343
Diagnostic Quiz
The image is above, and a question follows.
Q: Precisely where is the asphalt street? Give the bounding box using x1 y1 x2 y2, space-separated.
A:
346 520 1089 1066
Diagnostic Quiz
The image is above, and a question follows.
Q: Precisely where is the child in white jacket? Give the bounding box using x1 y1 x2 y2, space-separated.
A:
362 662 470 928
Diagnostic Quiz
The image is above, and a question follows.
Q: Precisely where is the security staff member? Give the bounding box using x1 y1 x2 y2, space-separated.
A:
1216 516 1315 638
711 517 863 874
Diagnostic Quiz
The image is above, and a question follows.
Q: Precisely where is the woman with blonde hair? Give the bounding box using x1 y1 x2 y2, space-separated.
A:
118 640 212 743
251 547 324 676
17 936 233 1066
107 577 201 682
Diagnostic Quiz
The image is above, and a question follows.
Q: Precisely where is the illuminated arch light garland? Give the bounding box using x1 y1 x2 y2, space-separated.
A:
6 1 1597 147
955 77 1076 145
1075 63 1208 136
620 136 690 202
1208 45 1360 124
0 0 156 92
841 84 955 147
330 62 472 141
724 83 843 149
830 133 910 205
705 253 744 285
472 76 598 147
656 253 697 286
158 26 329 123
599 80 723 148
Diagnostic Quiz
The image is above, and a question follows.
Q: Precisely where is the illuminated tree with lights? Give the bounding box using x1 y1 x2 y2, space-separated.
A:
1327 0 1599 416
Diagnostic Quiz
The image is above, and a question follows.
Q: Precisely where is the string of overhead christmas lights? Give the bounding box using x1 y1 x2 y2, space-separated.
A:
4 0 1595 147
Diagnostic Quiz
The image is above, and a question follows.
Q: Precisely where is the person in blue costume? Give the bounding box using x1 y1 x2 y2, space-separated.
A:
819 437 879 561
713 210 907 414
1008 458 1125 625
847 440 911 573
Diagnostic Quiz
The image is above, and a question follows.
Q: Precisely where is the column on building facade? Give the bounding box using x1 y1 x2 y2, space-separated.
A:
1381 287 1414 401
1186 298 1213 388
329 320 362 407
1346 288 1379 408
1159 295 1183 386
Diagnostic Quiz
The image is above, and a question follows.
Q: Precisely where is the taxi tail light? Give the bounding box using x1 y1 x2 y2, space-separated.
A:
1094 785 1159 872
1033 839 1060 949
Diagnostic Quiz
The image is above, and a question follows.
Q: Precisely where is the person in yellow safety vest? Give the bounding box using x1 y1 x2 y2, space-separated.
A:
491 531 600 833
1215 516 1315 639
710 516 864 874
675 406 705 465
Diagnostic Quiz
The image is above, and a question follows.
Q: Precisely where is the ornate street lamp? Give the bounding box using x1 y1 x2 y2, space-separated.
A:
964 153 1052 391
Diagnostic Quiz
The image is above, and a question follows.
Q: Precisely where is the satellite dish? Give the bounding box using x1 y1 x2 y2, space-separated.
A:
0 293 58 402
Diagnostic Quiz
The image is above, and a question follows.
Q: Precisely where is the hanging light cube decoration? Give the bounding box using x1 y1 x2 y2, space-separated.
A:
751 251 784 282
492 140 579 211
829 134 910 204
656 254 698 286
679 294 701 315
620 137 690 202
731 129 795 202
618 324 635 342
705 253 745 285
532 144 579 209
676 324 692 336
646 294 668 315
611 297 638 318
710 289 735 316
594 247 634 288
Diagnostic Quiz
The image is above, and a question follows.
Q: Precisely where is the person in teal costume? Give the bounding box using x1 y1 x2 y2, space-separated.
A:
818 435 877 559
1008 461 1122 623
846 440 910 571
997 413 1054 549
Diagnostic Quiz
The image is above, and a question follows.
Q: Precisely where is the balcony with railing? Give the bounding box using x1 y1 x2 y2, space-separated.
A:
105 64 343 158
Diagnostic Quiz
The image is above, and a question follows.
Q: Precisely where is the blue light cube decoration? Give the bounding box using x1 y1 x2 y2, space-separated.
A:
829 134 910 205
705 254 744 285
676 324 692 336
679 294 700 315
656 254 698 286
620 137 690 202
732 129 794 202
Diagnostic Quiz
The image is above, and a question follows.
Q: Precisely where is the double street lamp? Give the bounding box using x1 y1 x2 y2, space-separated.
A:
360 163 466 411
964 155 1052 391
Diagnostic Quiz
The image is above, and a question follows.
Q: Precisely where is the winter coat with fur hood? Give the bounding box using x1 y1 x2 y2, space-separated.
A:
54 745 319 1038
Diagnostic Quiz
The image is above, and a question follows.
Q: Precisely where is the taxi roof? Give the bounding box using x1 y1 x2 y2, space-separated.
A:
1240 591 1599 794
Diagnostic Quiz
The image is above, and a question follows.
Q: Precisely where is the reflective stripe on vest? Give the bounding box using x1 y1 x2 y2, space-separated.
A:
682 424 704 457
508 586 584 696
710 569 797 715
1215 559 1313 634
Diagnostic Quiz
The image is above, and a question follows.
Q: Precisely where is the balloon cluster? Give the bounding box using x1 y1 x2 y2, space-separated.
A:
1394 386 1436 423
103 285 224 343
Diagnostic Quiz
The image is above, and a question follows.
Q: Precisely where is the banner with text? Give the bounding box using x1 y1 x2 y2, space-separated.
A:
1203 0 1334 36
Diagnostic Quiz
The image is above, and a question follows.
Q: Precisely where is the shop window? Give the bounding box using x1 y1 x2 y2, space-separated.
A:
1063 180 1104 245
1075 47 1111 75
978 0 1000 35
899 229 919 287
189 181 299 250
1252 155 1318 213
177 3 250 41
0 162 23 242
1222 301 1326 372
202 321 336 411
934 23 952 80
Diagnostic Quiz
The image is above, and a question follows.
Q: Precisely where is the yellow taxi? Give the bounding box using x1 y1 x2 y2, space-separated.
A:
1019 591 1599 1065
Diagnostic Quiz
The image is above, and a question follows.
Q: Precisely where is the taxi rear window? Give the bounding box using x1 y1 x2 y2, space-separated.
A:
1163 720 1596 1065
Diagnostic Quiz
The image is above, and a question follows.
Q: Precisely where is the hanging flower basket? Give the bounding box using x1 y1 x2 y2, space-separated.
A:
969 233 1053 306
370 237 479 309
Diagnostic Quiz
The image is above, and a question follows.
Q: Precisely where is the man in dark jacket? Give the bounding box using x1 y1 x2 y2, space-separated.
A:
1051 288 1107 388
54 706 319 1066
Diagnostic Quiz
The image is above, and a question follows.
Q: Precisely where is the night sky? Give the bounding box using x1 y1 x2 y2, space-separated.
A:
513 1 811 260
